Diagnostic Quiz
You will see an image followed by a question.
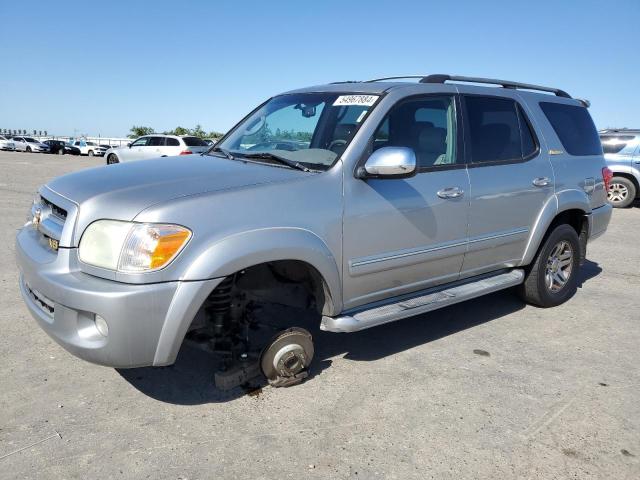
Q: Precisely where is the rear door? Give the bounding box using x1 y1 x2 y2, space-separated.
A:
147 136 166 158
460 94 554 278
164 137 181 155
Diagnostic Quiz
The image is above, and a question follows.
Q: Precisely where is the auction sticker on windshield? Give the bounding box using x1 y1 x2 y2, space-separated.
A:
333 95 379 107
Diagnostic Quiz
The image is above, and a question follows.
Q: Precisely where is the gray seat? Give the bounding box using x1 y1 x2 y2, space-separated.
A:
416 126 447 167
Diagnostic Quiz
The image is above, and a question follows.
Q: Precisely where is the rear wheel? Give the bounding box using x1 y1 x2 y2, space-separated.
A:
26 146 32 153
58 148 64 155
107 154 119 164
518 224 580 307
88 150 94 157
607 176 636 208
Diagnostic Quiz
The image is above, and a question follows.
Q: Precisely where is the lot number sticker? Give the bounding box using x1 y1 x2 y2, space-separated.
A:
333 95 379 107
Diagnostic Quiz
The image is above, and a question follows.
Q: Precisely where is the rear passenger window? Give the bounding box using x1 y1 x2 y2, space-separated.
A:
148 137 165 146
166 138 180 146
540 102 602 156
464 96 533 163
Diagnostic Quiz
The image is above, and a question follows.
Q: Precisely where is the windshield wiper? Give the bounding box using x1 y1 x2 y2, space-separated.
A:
239 152 311 172
208 146 235 160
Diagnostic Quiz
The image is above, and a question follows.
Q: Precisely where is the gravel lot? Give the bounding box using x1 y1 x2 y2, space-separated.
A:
1 150 639 479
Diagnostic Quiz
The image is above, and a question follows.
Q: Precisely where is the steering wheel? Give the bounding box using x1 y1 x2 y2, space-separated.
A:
328 139 347 152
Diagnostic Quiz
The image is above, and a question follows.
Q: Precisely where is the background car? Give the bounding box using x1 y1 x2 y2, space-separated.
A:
69 140 108 156
599 128 640 207
42 140 81 155
105 135 210 164
0 135 16 151
12 136 50 153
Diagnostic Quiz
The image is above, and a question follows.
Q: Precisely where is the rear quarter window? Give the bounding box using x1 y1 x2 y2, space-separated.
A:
540 102 602 156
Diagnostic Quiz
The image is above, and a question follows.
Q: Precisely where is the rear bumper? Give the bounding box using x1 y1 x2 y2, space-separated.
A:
588 203 612 241
16 226 223 368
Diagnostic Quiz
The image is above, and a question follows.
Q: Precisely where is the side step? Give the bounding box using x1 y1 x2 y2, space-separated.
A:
321 269 524 333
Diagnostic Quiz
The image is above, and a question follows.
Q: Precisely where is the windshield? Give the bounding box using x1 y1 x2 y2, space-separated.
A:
212 92 380 170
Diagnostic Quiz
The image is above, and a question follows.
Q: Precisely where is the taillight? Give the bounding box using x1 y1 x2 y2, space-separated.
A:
179 150 192 155
602 167 613 191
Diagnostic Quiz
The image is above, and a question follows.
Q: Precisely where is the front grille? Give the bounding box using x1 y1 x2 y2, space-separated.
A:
41 197 67 220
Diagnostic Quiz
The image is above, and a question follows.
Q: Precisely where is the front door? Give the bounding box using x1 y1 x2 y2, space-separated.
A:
342 95 470 310
460 94 554 277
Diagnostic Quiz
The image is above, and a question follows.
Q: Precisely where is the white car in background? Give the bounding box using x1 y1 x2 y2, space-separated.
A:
0 135 16 151
105 135 210 164
12 136 50 153
70 140 108 157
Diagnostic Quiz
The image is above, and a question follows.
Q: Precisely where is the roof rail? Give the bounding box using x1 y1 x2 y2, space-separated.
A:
364 75 430 83
419 74 572 98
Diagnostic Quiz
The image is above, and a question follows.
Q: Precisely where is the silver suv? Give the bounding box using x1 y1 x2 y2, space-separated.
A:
15 75 612 389
599 129 640 208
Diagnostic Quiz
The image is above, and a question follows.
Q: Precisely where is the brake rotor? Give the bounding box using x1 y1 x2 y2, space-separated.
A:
260 327 314 387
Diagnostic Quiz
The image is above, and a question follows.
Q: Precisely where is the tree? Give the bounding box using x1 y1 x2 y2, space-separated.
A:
128 125 155 138
208 130 224 140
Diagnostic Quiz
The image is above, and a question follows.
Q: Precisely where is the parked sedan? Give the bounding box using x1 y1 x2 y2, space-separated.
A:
42 140 81 155
0 135 16 151
105 135 209 164
12 137 50 153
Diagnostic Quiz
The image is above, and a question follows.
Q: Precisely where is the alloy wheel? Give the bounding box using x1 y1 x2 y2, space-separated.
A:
608 183 629 204
545 240 573 293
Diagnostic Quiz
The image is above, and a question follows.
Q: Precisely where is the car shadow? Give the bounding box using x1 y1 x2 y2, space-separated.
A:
118 260 602 405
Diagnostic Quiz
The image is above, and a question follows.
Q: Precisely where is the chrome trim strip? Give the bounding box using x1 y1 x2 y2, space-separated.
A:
351 240 468 268
467 227 529 245
350 228 529 268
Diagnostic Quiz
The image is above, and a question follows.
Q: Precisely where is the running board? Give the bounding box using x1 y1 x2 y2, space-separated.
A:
321 269 524 333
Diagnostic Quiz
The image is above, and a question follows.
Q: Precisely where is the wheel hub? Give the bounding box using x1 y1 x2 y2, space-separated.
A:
260 327 314 387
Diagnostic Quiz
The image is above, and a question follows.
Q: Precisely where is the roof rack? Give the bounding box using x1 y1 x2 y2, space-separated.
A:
365 74 572 99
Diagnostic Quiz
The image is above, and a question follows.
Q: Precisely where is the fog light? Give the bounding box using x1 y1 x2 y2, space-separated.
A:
95 315 109 337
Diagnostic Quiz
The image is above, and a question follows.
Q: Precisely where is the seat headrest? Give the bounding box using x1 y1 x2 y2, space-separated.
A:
418 127 446 153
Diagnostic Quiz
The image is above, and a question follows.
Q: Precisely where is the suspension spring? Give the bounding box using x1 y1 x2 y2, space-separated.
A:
206 275 234 335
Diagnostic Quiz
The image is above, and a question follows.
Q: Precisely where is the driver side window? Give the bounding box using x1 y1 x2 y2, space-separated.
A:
373 96 458 169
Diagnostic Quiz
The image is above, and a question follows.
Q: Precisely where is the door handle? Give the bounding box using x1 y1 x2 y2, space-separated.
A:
437 187 464 199
532 177 551 187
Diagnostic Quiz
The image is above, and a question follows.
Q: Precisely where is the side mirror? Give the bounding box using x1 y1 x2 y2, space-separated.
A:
357 146 417 179
127 143 132 148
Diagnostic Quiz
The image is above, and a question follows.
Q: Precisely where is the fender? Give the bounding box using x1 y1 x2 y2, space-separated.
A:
182 227 343 314
521 188 591 265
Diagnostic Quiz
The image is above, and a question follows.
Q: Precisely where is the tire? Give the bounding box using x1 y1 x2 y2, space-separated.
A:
88 150 94 157
518 224 580 308
607 176 636 208
58 148 64 155
107 154 119 165
26 147 32 153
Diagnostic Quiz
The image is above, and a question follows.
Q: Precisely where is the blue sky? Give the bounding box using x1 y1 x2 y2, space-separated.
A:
1 0 638 137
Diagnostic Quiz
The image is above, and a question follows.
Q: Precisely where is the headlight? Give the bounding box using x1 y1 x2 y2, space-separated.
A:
78 220 191 272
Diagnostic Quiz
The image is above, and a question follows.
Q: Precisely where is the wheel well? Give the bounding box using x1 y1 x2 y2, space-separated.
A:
544 209 589 264
610 172 639 196
183 260 333 353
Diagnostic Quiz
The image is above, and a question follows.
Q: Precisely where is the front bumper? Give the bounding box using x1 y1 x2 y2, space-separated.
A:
16 226 223 368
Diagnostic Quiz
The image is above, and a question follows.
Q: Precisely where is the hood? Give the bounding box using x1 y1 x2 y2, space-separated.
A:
45 155 308 242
